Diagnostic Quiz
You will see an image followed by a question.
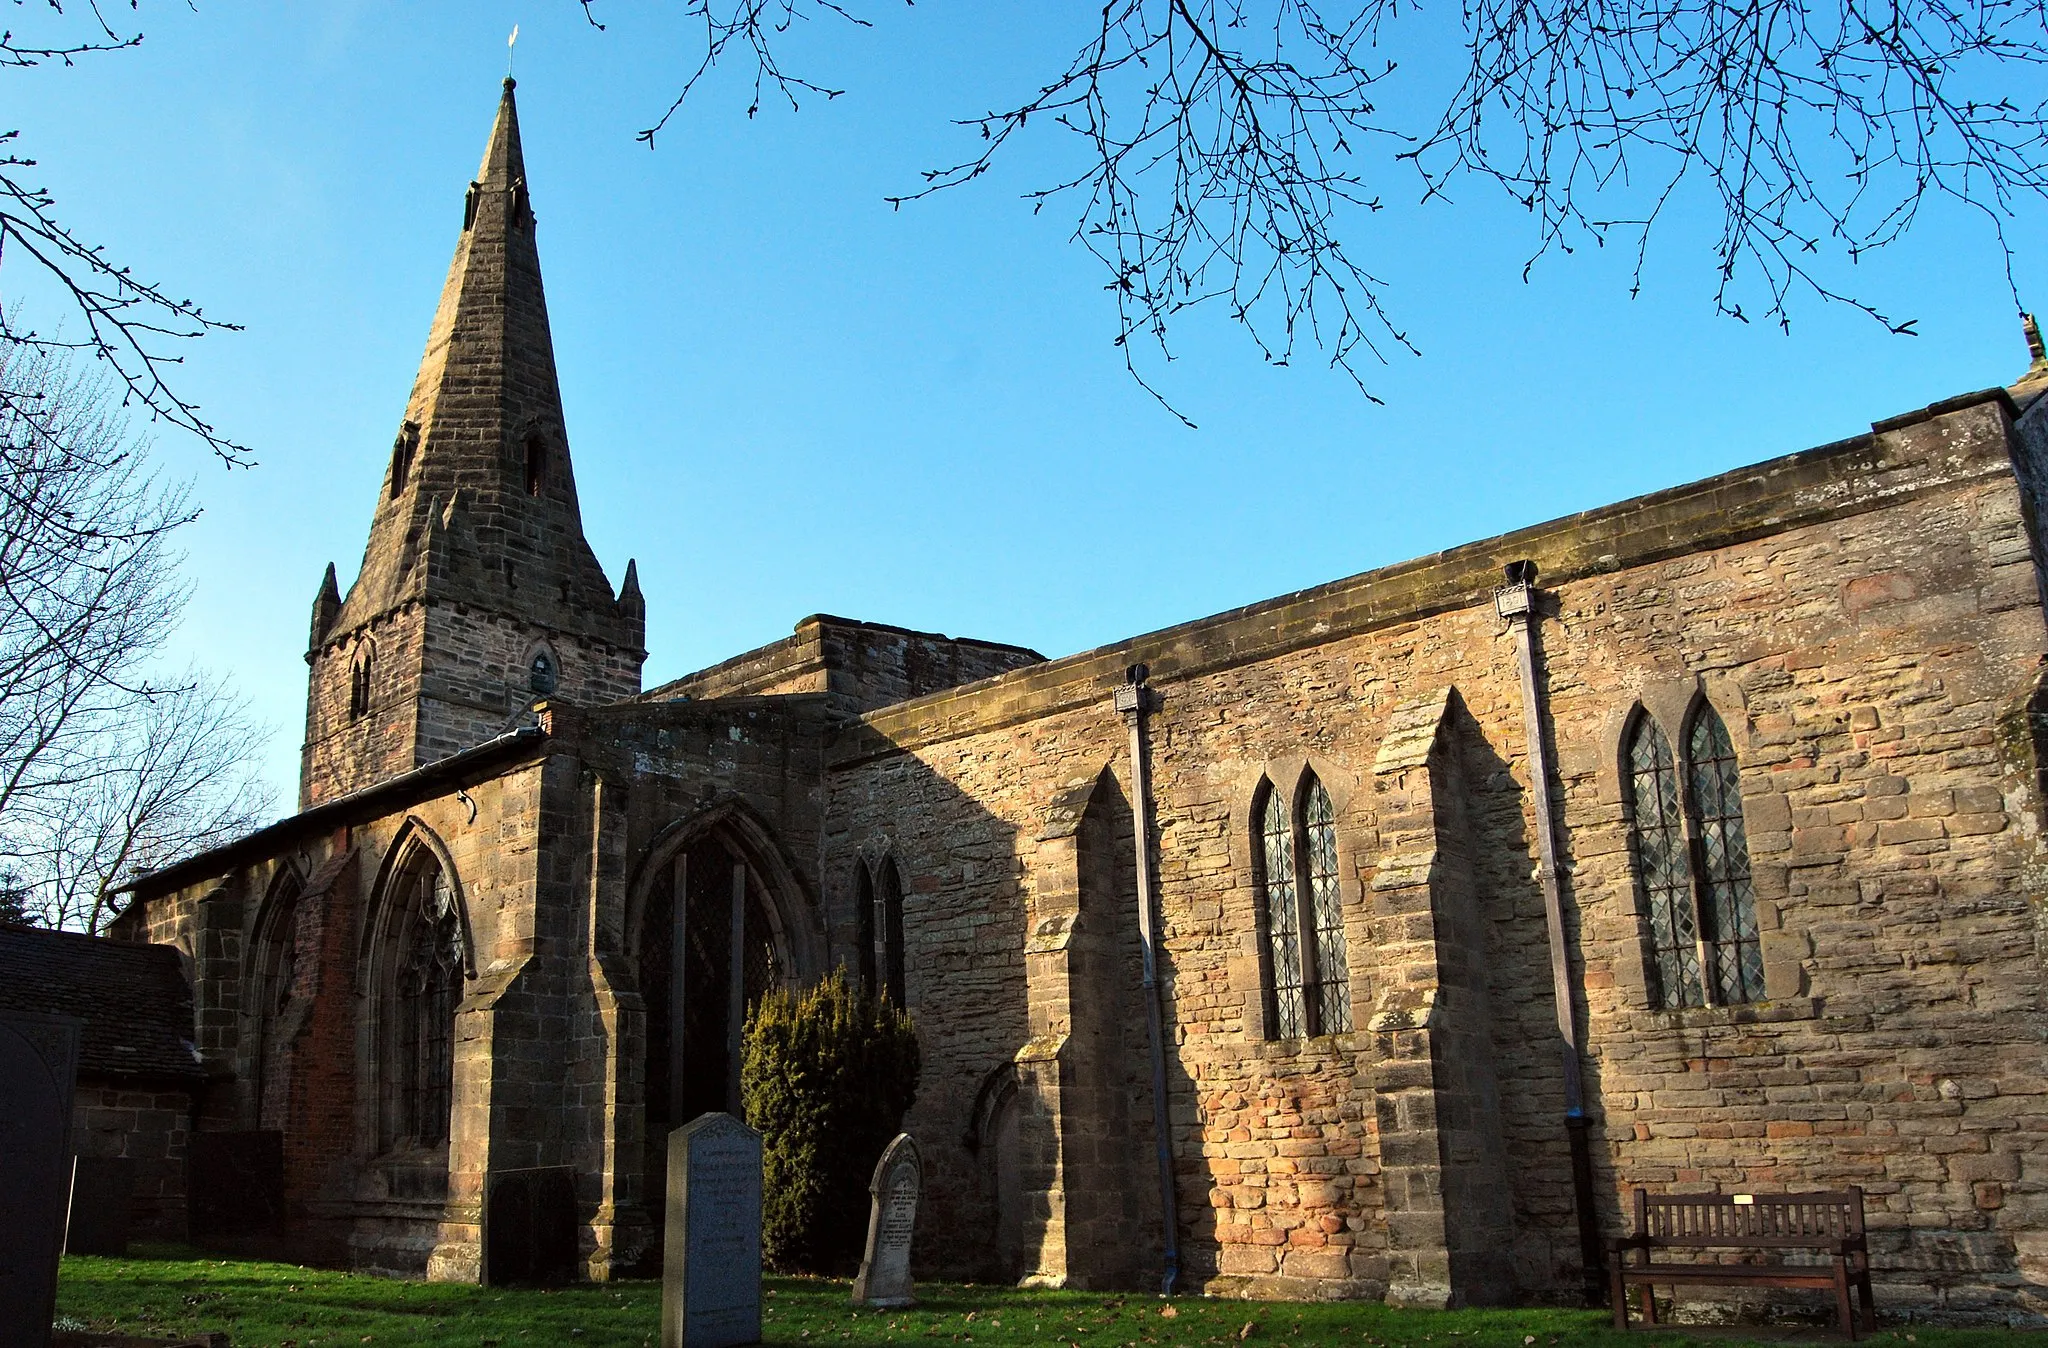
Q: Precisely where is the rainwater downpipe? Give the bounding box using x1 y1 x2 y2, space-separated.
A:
1114 663 1181 1297
1494 562 1605 1304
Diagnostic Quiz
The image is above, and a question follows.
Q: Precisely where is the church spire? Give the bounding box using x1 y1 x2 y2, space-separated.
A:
328 75 627 635
303 80 646 806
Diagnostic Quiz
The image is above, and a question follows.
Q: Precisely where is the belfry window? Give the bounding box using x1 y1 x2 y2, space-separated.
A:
1625 704 1763 1008
1255 772 1352 1039
390 855 465 1149
349 651 373 722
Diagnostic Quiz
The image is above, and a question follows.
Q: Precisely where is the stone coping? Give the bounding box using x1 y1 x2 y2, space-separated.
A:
828 389 2019 765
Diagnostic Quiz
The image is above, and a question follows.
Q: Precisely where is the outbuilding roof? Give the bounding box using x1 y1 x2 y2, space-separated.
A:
0 923 205 1085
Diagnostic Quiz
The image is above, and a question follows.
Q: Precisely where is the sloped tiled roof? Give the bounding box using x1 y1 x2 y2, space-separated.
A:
0 923 205 1085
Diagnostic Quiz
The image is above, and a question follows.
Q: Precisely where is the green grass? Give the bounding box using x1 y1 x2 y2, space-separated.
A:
53 1246 2029 1348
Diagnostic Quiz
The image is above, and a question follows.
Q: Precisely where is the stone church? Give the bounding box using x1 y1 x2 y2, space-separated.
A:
110 77 2048 1316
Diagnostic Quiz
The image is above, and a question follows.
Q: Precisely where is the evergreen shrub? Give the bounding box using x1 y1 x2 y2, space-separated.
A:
741 968 920 1273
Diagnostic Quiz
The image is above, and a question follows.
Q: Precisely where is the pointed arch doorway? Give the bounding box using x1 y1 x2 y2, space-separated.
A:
639 826 795 1140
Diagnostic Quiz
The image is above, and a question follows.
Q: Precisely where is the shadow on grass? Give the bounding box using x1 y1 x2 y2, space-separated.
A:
53 1246 2031 1348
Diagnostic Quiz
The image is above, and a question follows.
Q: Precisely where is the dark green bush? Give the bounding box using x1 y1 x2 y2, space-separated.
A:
741 968 920 1273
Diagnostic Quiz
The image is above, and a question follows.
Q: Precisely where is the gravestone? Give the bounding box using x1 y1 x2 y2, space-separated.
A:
65 1155 135 1256
851 1133 922 1308
0 1010 82 1348
187 1130 284 1243
483 1165 579 1285
662 1112 762 1348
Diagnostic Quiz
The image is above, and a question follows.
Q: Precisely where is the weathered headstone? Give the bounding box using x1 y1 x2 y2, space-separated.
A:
0 1010 82 1348
187 1130 284 1243
662 1112 762 1348
65 1155 135 1256
851 1133 922 1308
483 1165 579 1285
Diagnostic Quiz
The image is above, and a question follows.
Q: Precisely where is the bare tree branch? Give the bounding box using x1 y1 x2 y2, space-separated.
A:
1 0 249 462
598 0 2048 409
0 340 273 932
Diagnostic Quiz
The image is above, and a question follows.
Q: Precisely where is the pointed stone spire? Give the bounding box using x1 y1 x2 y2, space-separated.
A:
308 563 341 654
2016 313 2048 402
619 557 646 652
330 76 620 636
303 81 646 805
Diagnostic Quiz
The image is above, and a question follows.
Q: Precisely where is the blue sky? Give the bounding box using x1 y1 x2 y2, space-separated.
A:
12 2 2043 802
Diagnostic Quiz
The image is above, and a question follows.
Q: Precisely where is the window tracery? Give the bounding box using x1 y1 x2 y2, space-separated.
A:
1255 771 1352 1039
1625 703 1763 1009
389 855 464 1150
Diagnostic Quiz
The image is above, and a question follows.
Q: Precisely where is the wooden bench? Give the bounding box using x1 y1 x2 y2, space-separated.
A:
1609 1187 1877 1338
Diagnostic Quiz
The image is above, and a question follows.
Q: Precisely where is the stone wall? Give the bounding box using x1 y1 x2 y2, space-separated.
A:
72 1081 193 1239
651 615 1041 720
820 390 2048 1313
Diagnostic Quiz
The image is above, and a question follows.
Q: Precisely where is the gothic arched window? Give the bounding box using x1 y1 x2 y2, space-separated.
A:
349 650 373 722
388 854 465 1150
1255 772 1352 1040
529 650 558 696
875 857 907 1007
855 864 878 996
1625 703 1762 1008
1688 705 1764 1004
253 870 306 1131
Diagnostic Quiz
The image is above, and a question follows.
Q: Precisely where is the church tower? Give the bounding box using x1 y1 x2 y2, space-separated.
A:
301 79 646 807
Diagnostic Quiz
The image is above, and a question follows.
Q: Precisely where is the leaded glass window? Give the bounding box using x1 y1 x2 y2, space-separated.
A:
1627 716 1701 1008
1257 773 1352 1040
396 865 464 1148
1626 704 1764 1010
1302 777 1352 1033
1687 706 1763 1004
1258 786 1305 1040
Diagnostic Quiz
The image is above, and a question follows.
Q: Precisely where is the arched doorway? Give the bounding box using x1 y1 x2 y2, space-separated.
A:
638 826 794 1141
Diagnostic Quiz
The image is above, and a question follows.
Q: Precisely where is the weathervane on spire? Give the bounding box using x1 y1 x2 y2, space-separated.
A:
506 24 519 82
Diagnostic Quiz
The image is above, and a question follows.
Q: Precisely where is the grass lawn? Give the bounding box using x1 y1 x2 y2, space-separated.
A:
54 1246 2030 1348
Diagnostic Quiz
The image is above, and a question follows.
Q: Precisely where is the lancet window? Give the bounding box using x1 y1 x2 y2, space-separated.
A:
349 650 373 722
1255 772 1352 1039
1625 703 1764 1008
852 855 907 1005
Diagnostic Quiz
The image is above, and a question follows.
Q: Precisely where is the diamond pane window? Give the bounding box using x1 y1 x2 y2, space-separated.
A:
1258 786 1306 1040
1302 777 1352 1033
1627 715 1702 1008
1256 773 1351 1040
1688 706 1763 1004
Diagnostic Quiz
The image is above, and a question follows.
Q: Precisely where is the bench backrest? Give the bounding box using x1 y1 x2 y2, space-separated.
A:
1633 1187 1866 1249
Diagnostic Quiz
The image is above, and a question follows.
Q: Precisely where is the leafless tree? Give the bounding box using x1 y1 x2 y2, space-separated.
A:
7 670 270 934
2 0 247 462
0 340 273 932
589 0 2048 415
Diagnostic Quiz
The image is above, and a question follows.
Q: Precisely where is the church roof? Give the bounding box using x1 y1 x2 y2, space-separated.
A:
0 923 205 1085
323 78 636 652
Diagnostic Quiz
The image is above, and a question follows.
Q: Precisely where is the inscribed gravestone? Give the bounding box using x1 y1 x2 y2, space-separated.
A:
187 1130 283 1243
851 1133 922 1308
0 1010 82 1348
65 1155 135 1256
483 1165 578 1285
662 1112 762 1348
